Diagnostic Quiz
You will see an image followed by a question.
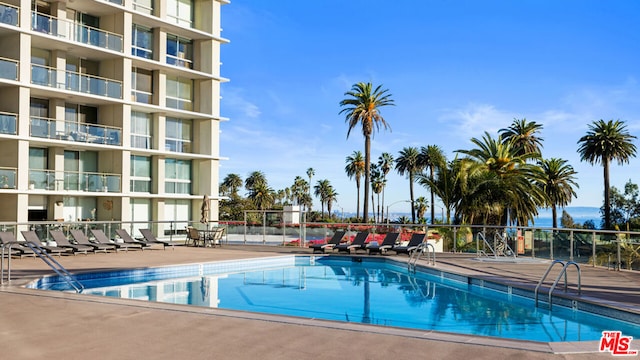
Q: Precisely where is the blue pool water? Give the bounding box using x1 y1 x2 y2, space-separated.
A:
31 256 640 342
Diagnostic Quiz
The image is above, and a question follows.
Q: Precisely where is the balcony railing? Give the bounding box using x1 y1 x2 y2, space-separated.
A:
31 12 123 52
31 63 123 99
0 3 19 26
0 167 16 189
29 169 121 192
0 111 16 135
29 117 121 145
0 57 18 81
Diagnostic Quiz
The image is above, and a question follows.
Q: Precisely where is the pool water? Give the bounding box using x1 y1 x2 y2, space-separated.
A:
35 256 640 342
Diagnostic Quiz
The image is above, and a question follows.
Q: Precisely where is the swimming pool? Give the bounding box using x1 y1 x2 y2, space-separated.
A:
29 256 640 343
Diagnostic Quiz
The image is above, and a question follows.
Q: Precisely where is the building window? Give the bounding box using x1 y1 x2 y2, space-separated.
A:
133 0 154 15
165 117 191 153
167 0 192 27
166 75 192 111
130 155 151 192
132 67 153 103
165 158 191 194
166 34 192 69
132 25 153 59
131 111 152 149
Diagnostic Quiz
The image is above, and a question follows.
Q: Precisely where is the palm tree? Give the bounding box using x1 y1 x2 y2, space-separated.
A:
370 163 385 222
414 196 428 223
248 182 275 210
339 82 394 223
418 145 445 224
395 147 422 223
378 152 394 222
220 173 242 198
306 168 315 211
537 158 579 229
290 176 309 207
499 118 544 156
578 119 637 229
314 179 333 217
326 186 339 219
245 171 267 193
345 151 365 220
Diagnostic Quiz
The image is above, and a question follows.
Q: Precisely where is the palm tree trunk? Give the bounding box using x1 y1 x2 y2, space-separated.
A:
381 184 386 224
356 178 361 220
409 173 416 223
552 205 558 229
429 166 435 224
363 136 371 223
603 159 611 229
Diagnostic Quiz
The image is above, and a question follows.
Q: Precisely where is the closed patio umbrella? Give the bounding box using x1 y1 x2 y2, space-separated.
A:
200 194 210 224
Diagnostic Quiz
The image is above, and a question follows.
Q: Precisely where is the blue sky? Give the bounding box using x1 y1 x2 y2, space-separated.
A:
219 1 640 215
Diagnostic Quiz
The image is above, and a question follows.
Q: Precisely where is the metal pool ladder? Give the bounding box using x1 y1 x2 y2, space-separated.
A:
408 242 435 272
534 259 581 309
26 242 84 293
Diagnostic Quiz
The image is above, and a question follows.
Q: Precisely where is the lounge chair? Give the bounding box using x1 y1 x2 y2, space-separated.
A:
70 230 115 253
309 231 346 253
367 232 400 255
90 229 142 252
49 230 93 255
115 229 152 250
20 230 72 256
139 229 178 250
392 233 426 255
334 232 370 253
0 232 36 258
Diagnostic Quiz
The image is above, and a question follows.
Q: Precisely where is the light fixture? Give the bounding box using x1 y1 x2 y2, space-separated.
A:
55 201 63 206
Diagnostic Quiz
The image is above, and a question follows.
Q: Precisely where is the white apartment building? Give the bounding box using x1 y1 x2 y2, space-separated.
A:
0 0 228 234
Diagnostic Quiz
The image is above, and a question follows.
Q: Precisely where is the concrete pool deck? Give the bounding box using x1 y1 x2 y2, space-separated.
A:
0 245 638 359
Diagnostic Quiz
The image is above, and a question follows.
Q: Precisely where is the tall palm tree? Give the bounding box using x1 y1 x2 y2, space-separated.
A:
499 118 544 156
578 119 637 229
417 157 466 224
414 196 428 223
345 151 365 220
378 152 394 222
245 171 267 193
326 186 339 219
395 147 422 223
537 158 579 229
339 82 394 223
418 145 445 224
248 182 275 210
306 168 315 211
290 176 309 207
370 163 385 222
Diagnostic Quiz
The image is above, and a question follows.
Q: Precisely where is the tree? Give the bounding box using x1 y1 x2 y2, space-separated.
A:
290 176 309 208
414 196 429 223
418 145 445 224
314 179 334 218
608 180 640 231
245 171 267 193
560 209 576 228
345 151 365 220
417 158 463 224
499 118 544 156
537 158 579 229
306 168 315 211
577 119 637 229
370 163 384 222
220 173 242 198
248 182 274 210
340 82 394 223
378 152 394 222
395 147 422 223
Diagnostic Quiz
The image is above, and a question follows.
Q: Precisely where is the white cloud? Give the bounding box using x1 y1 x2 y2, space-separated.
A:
438 103 517 139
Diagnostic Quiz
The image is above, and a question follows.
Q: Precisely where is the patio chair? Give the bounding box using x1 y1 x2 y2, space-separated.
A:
334 231 370 253
70 230 115 253
185 227 205 247
90 229 142 252
366 232 400 255
392 233 426 255
139 229 177 250
48 230 93 255
115 229 152 250
20 230 72 256
309 231 346 254
0 232 36 258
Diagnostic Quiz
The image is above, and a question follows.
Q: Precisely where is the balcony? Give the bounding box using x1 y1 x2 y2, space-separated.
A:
31 12 123 52
0 112 16 135
0 57 18 81
30 117 122 145
31 63 123 99
0 167 16 189
29 169 121 192
0 3 19 26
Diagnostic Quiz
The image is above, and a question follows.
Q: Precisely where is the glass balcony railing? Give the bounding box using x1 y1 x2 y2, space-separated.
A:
29 169 121 192
0 112 17 135
0 3 19 26
0 57 18 81
31 12 123 52
29 117 122 145
166 96 192 111
31 64 123 99
0 167 16 189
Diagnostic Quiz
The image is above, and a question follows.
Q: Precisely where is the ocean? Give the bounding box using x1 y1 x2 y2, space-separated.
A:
531 206 601 228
